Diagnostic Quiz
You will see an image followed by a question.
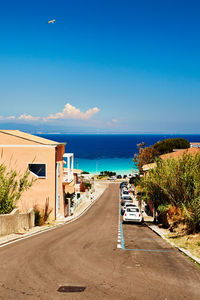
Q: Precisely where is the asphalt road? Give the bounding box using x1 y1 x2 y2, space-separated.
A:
0 184 200 300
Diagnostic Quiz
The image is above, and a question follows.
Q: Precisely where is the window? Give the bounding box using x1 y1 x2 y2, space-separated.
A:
127 208 139 213
29 164 46 178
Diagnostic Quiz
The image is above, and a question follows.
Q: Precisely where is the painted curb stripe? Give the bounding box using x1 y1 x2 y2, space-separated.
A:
124 248 173 252
120 221 125 249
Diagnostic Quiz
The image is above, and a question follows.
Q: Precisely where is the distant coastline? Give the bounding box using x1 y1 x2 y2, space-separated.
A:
38 133 200 174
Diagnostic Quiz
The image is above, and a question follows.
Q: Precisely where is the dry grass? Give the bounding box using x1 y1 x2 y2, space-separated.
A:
166 224 200 259
168 206 185 224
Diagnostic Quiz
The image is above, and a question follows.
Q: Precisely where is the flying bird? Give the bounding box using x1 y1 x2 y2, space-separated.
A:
48 19 56 24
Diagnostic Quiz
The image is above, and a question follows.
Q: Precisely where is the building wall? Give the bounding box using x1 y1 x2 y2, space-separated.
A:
0 145 57 220
0 132 72 220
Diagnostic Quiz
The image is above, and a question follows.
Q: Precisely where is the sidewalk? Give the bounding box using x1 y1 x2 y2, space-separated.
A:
131 197 200 265
146 222 200 265
0 182 108 247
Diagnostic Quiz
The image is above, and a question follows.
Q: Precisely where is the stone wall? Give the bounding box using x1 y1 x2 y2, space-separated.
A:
0 208 35 236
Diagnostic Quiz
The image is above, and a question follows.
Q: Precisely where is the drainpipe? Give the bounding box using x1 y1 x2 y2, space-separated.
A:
55 162 58 218
55 147 58 220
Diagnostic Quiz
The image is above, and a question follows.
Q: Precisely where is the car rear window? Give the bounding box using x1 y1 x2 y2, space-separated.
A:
127 208 139 212
123 196 132 200
123 191 129 194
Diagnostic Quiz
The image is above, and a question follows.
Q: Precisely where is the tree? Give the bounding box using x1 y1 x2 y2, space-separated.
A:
80 177 92 192
153 138 190 155
134 143 159 173
129 174 140 186
99 171 116 177
133 138 190 173
139 153 200 232
0 163 34 214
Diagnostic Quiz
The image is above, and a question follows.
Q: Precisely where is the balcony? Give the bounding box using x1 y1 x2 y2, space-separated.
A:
63 169 74 183
63 153 74 183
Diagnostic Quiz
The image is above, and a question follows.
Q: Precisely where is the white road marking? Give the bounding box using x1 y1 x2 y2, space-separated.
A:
0 226 60 248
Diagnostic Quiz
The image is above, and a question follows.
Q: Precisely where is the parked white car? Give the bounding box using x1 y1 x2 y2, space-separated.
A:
121 203 137 215
121 189 130 198
123 207 143 223
121 195 132 202
108 176 116 180
127 174 133 179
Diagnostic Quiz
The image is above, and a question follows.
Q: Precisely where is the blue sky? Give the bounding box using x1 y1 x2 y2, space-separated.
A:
1 0 200 133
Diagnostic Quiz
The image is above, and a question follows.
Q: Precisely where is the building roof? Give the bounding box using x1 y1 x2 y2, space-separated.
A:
190 142 200 145
142 148 200 172
0 130 65 146
160 147 200 160
73 169 83 174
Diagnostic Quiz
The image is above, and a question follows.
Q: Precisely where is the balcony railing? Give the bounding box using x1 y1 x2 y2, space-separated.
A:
63 153 74 183
63 169 74 183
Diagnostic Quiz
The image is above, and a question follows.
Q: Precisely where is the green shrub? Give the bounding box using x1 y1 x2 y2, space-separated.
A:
99 171 116 177
81 171 90 174
139 153 200 232
0 163 34 214
34 198 52 226
153 138 190 154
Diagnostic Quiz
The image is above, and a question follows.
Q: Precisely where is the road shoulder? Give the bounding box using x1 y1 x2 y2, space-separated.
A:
146 222 200 265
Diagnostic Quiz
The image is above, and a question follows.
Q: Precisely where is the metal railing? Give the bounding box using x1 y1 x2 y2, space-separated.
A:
63 169 74 183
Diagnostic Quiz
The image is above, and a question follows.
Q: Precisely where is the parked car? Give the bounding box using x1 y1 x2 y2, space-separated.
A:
120 185 128 192
120 181 127 188
121 203 137 215
121 190 130 198
123 207 143 223
108 176 116 180
121 195 132 203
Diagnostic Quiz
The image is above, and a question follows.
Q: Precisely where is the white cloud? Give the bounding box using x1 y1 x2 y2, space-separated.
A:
18 114 40 121
44 103 100 121
6 116 16 120
106 118 120 127
112 119 119 123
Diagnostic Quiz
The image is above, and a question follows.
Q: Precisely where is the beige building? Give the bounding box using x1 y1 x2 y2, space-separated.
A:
0 130 76 220
142 147 200 172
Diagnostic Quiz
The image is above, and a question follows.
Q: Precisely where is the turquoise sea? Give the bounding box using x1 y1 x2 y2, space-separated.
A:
38 134 200 175
74 157 138 175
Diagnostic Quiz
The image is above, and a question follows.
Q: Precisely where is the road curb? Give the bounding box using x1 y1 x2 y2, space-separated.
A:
145 222 200 265
0 186 108 248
